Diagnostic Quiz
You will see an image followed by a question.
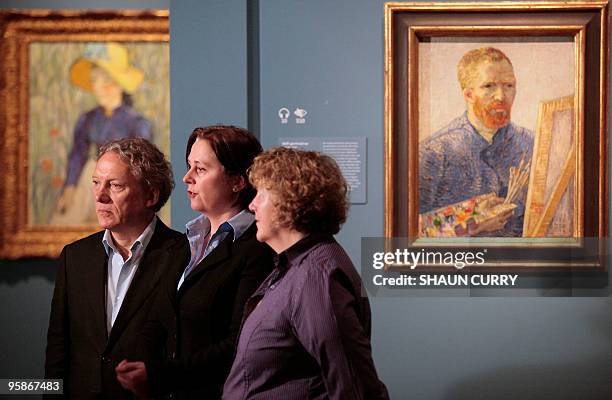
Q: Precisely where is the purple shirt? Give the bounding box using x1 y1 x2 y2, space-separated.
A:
223 234 389 400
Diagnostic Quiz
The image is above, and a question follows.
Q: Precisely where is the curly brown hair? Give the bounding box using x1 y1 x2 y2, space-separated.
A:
249 147 348 235
98 138 174 212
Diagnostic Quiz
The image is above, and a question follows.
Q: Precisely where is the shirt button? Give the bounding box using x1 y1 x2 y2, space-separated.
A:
101 355 111 363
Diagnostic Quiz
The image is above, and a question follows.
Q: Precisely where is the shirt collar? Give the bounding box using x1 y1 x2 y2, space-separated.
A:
96 104 127 117
185 213 211 239
226 209 255 241
102 215 158 257
275 233 335 269
461 111 510 147
185 209 254 242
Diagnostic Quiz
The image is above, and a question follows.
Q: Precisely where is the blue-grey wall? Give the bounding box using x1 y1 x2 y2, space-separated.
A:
170 0 249 226
2 0 612 399
173 1 612 399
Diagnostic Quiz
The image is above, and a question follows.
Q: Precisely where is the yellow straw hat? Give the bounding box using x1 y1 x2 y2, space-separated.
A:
70 42 144 94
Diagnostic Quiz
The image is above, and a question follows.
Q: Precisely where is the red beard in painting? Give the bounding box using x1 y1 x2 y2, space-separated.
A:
474 97 512 130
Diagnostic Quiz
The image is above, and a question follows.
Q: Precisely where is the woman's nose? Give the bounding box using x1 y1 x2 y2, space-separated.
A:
183 168 193 184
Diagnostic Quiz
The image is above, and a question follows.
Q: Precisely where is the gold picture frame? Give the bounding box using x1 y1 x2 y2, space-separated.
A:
384 1 608 268
0 10 169 259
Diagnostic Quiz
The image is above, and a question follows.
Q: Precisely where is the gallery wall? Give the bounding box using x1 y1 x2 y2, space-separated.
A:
1 0 612 399
246 2 612 398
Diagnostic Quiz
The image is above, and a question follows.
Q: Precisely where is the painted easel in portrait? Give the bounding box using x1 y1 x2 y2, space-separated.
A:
523 95 577 237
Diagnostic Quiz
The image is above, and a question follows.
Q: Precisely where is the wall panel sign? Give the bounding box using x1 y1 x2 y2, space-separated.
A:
279 137 367 204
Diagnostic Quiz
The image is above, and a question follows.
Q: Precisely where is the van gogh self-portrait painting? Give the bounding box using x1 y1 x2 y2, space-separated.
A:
417 41 577 239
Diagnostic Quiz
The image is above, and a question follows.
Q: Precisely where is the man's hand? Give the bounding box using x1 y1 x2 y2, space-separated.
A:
116 359 149 399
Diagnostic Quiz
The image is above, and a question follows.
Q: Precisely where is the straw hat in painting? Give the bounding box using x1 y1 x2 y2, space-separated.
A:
70 42 144 94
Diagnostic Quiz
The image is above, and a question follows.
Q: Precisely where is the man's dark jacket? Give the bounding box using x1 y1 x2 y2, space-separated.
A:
45 220 185 400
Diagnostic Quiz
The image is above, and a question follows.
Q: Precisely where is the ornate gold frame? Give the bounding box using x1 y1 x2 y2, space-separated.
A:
384 1 609 268
0 10 169 259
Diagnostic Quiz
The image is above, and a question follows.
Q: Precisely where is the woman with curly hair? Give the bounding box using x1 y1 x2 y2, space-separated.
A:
223 147 389 400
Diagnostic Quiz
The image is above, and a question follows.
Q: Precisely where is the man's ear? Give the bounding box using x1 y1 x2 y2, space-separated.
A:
145 188 160 209
463 88 476 105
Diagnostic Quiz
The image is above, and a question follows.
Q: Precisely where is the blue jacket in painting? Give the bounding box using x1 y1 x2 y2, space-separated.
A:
419 113 534 237
65 105 153 186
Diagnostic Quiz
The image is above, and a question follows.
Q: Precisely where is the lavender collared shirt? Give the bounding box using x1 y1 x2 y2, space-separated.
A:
223 234 389 400
177 210 255 289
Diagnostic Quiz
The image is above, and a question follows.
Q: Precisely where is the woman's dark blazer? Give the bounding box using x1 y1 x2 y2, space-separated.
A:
142 222 275 399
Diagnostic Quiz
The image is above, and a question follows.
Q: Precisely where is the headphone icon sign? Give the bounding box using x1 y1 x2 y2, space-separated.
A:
278 108 290 123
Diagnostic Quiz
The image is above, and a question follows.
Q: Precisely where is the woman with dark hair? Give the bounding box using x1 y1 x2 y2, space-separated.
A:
116 125 275 399
223 147 389 400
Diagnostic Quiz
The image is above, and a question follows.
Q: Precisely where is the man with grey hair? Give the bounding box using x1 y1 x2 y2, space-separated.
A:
45 138 185 399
